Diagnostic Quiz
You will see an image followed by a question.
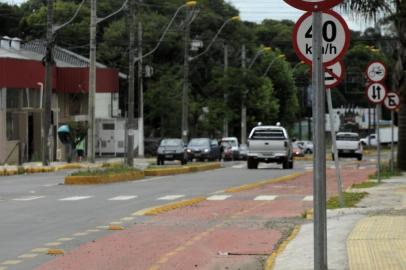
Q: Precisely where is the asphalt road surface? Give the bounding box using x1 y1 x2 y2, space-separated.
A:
0 160 310 270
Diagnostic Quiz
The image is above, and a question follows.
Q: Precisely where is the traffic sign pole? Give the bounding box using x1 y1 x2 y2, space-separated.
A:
391 110 395 174
326 88 344 208
312 11 327 270
376 104 381 183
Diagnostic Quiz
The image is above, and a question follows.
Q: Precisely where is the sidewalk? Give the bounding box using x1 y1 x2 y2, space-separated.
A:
274 176 406 270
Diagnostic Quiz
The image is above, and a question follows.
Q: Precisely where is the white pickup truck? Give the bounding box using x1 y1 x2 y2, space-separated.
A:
334 132 363 161
247 125 293 169
360 127 398 146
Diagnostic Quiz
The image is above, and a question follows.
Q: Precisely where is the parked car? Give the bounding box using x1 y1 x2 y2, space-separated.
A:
238 144 248 160
247 125 293 169
292 142 305 157
156 138 188 165
334 132 363 161
296 140 314 154
187 138 220 161
220 137 239 160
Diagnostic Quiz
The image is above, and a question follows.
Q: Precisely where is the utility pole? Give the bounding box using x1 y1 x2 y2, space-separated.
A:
87 0 97 163
223 44 229 137
42 0 54 166
181 6 192 144
127 0 135 167
241 44 247 144
137 0 144 157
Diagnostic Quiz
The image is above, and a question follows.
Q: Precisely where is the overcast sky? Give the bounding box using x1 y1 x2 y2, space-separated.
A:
3 0 370 31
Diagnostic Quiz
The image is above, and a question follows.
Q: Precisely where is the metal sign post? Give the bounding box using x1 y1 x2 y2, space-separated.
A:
376 104 381 183
312 11 327 270
383 92 400 174
326 88 344 207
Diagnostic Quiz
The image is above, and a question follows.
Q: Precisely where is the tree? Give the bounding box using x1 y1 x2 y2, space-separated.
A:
341 0 406 169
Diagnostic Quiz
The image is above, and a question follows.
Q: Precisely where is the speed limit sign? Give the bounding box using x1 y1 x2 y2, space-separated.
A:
384 92 400 110
284 0 343 11
366 83 387 104
293 10 350 65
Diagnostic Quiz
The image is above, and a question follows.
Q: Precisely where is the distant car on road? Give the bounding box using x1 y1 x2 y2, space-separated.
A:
157 138 188 165
296 140 313 154
220 137 240 160
238 144 248 160
335 132 363 161
220 141 233 161
292 142 305 157
187 138 220 161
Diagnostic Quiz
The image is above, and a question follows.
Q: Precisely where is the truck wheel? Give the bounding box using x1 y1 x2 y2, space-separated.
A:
247 158 258 169
283 158 289 169
357 155 362 161
289 160 294 169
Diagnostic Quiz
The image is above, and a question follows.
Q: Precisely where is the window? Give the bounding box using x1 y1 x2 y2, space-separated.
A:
336 134 359 141
103 123 115 130
250 129 286 140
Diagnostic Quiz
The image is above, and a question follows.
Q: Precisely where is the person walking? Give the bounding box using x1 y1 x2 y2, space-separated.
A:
76 139 85 162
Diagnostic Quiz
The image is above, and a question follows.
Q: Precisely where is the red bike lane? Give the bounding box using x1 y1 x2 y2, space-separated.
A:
35 167 373 270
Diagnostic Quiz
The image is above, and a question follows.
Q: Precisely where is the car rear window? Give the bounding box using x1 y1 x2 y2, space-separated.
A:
250 129 286 140
337 134 359 141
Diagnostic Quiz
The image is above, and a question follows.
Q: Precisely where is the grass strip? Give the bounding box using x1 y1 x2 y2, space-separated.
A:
327 192 368 209
351 182 378 189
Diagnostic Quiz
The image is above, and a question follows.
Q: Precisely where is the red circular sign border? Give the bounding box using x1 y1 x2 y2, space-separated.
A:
365 82 388 105
284 0 343 11
292 10 351 66
325 60 345 88
365 60 387 83
383 92 400 111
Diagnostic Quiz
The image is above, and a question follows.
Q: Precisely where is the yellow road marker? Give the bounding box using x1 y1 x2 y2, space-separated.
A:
108 225 125 231
47 249 65 255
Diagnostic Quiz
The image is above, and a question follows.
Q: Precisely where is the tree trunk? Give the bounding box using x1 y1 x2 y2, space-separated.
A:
395 41 406 169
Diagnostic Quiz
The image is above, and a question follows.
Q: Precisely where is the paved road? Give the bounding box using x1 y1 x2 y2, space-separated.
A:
0 160 307 270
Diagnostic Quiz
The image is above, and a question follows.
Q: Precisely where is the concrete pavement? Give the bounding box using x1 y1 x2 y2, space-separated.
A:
274 176 406 270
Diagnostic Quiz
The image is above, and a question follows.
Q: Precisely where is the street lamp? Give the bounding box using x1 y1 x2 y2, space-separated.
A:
126 1 196 165
248 46 272 69
181 15 239 143
263 53 286 77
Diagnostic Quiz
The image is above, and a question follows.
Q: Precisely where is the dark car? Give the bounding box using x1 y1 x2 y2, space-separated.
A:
156 138 188 165
187 138 220 161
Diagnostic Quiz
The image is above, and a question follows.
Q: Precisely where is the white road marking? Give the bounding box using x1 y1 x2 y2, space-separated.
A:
59 196 92 201
31 248 48 253
207 195 232 201
232 164 246 169
120 217 135 221
209 190 225 195
18 254 38 259
13 196 44 201
43 183 58 187
57 238 73 242
305 166 313 170
157 195 185 201
108 195 138 201
358 166 366 170
29 190 36 194
45 242 61 247
254 195 277 201
73 232 88 236
303 196 313 201
1 260 21 265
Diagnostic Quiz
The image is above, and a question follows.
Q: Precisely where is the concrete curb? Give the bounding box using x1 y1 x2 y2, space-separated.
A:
144 162 222 177
264 226 301 270
64 171 145 185
224 172 304 193
134 197 207 216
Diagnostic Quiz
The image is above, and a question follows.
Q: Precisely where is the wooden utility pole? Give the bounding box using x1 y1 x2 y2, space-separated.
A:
181 6 191 144
137 0 144 157
223 44 229 137
241 44 247 144
42 0 54 166
127 0 136 166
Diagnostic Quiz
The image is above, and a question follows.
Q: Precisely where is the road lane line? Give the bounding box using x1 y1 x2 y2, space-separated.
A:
1 260 21 265
303 196 313 201
13 196 44 201
157 195 185 201
18 254 38 259
31 248 48 253
59 196 92 201
108 195 138 201
254 195 277 201
45 242 61 246
72 232 88 236
207 195 231 201
120 217 135 221
57 238 73 242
